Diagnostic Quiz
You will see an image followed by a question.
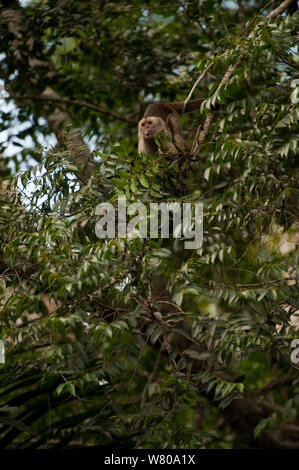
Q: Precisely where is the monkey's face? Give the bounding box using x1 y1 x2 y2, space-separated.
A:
139 117 165 139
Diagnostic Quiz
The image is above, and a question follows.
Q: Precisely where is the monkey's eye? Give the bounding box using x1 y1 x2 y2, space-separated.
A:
141 122 145 126
147 120 152 125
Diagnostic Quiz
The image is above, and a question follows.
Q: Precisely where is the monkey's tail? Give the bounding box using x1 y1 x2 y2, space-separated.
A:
168 99 205 114
170 99 220 114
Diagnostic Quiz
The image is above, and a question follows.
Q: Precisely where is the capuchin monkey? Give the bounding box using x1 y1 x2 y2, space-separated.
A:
138 99 204 155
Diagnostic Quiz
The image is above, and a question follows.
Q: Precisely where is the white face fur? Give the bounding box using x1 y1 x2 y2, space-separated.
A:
138 116 166 139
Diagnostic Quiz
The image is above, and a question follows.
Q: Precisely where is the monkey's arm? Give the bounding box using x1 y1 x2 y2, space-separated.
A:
138 132 158 154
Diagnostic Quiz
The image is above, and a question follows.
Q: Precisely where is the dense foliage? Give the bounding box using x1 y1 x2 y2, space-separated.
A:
0 0 298 448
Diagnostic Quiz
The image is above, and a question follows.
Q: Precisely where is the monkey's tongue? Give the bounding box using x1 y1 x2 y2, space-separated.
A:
144 130 150 136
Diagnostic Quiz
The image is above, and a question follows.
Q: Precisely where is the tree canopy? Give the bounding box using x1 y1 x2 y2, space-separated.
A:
0 0 298 449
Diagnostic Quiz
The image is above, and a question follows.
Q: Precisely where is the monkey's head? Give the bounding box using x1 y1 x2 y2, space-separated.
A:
138 116 166 139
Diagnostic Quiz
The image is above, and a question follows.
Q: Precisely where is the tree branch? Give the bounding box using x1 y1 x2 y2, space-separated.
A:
268 0 297 18
258 375 299 393
183 62 214 112
191 111 214 156
8 92 137 125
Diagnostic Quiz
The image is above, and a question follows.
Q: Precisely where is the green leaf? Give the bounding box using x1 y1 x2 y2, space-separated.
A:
147 383 156 398
139 175 149 188
204 168 211 181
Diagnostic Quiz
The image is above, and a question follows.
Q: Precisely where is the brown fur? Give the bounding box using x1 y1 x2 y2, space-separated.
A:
138 99 204 155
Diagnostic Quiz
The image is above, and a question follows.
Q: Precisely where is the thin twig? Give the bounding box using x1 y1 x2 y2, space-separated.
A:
191 111 214 156
140 346 163 409
237 0 276 38
183 62 214 112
